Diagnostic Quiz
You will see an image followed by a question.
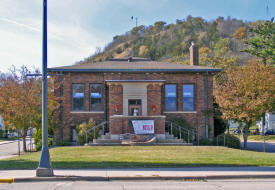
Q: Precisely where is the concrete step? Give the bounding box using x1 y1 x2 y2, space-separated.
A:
157 139 184 143
165 134 178 140
93 139 121 144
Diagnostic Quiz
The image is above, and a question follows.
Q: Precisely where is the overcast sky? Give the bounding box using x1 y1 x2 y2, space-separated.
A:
0 0 274 73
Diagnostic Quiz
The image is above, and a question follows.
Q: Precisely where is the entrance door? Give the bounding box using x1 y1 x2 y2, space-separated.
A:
128 99 142 116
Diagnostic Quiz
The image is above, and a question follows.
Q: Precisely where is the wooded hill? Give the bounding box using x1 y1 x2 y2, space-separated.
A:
79 16 266 67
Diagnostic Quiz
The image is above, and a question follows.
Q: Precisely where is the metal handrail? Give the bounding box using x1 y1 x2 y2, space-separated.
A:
166 121 200 145
85 121 108 144
216 133 239 147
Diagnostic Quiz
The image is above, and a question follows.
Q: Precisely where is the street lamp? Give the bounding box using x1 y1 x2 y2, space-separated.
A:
36 0 53 177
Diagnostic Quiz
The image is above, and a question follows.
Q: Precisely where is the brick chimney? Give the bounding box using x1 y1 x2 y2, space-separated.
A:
189 42 199 66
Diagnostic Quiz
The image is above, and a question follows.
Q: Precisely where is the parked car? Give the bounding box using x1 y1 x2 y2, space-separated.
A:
7 133 18 137
232 129 240 134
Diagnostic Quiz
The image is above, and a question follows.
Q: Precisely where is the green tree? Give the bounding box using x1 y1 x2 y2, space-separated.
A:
243 19 275 64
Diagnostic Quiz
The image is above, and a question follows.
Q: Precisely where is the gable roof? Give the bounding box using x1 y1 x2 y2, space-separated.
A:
48 57 221 73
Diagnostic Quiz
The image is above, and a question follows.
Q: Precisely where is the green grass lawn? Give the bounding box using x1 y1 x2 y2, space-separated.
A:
235 135 275 142
1 146 275 169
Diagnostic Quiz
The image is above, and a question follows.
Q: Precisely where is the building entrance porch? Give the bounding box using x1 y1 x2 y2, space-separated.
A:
106 81 165 140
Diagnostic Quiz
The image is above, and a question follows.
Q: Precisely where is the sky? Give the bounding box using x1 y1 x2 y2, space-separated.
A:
0 0 274 73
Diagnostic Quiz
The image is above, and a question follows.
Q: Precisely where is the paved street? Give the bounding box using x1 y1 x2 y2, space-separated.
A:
0 138 33 159
241 141 275 153
1 179 275 190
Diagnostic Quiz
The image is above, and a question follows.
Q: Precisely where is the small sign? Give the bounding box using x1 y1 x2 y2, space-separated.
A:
131 120 154 134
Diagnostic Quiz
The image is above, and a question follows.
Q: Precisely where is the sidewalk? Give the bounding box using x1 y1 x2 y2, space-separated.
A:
1 167 275 182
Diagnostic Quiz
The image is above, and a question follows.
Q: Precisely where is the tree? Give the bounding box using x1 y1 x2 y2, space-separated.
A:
153 21 166 32
199 42 238 68
214 61 275 149
243 19 275 64
0 66 58 152
233 27 246 39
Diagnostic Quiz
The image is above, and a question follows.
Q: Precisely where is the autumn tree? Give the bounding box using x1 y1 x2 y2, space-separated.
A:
199 39 238 68
243 19 275 64
233 27 246 39
214 61 275 149
0 66 58 152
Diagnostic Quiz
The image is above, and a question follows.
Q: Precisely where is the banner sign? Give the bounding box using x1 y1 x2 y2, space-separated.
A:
131 120 154 134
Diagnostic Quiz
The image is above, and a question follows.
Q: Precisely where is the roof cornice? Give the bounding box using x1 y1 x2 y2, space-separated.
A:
47 68 222 73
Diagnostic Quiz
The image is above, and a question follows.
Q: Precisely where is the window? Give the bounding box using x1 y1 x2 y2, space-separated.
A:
90 84 103 111
72 84 85 111
165 84 177 111
183 84 194 111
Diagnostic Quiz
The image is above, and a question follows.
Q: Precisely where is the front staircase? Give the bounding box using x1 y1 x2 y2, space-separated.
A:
89 132 190 146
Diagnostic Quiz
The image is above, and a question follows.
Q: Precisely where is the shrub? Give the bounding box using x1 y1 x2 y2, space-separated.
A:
198 138 213 146
55 140 72 146
214 134 241 149
33 128 53 151
115 47 123 54
0 129 4 138
76 118 99 145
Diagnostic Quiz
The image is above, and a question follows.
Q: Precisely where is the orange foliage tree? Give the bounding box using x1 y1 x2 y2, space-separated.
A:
214 61 275 149
0 66 58 152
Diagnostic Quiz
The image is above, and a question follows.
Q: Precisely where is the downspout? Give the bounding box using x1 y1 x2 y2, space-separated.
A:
204 71 209 139
59 71 63 141
105 82 109 131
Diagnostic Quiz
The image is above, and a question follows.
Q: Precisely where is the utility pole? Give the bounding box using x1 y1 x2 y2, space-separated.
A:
131 16 138 27
36 0 53 177
136 17 138 27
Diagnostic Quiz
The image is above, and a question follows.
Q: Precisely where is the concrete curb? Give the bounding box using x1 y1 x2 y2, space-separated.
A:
0 141 16 146
4 174 275 183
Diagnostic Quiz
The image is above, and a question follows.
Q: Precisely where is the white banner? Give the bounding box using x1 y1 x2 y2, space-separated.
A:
131 120 154 134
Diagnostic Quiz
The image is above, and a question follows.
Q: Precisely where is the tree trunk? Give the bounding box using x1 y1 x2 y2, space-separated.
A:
242 121 251 150
22 127 27 152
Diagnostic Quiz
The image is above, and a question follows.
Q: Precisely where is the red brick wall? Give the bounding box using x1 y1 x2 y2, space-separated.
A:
108 84 123 116
110 116 165 135
54 71 215 141
147 84 162 115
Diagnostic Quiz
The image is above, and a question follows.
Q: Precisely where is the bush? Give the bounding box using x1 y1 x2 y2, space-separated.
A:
214 134 241 149
0 129 4 138
115 47 123 54
198 138 213 146
76 118 99 145
33 128 53 151
55 140 72 146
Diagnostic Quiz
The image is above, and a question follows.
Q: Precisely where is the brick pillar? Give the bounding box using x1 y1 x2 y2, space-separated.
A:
108 84 123 116
147 83 163 116
108 83 123 139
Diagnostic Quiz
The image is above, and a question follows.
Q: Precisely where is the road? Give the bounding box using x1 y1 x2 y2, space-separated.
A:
0 138 33 159
241 141 275 153
1 179 275 190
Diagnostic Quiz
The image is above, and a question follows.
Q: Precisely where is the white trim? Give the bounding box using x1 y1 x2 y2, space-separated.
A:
70 111 104 114
164 111 197 114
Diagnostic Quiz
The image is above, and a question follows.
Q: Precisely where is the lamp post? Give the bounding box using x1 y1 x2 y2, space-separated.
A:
36 0 53 177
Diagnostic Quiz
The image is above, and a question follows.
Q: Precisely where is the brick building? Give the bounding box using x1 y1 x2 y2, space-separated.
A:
49 44 221 142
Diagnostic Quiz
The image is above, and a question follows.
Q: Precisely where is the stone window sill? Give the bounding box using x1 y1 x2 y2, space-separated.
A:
70 111 104 114
164 111 197 114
